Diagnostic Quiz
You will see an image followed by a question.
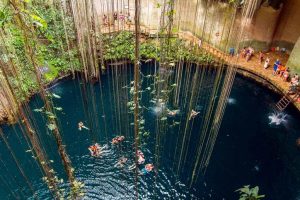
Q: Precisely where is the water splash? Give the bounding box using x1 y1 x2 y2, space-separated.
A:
151 101 166 116
254 165 260 172
268 113 287 126
227 98 236 105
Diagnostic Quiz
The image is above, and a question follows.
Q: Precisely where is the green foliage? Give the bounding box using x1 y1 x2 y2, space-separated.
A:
102 31 214 64
0 7 11 27
47 123 56 131
236 185 265 200
103 31 135 61
1 0 80 100
140 41 159 60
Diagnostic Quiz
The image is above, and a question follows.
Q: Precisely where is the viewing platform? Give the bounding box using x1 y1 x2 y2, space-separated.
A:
101 24 299 111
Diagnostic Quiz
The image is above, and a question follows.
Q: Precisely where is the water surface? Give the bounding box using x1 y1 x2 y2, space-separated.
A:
1 65 300 200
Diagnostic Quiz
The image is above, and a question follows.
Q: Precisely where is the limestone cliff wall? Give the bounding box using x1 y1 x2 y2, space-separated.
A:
287 37 300 74
244 5 281 51
272 0 300 51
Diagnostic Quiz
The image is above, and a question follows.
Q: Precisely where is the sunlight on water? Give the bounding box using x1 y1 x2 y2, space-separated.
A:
268 113 287 126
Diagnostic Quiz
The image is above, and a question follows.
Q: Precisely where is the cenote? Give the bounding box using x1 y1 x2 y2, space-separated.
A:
1 63 300 200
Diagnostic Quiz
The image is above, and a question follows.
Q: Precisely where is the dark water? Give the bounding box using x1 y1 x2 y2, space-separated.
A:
1 64 300 200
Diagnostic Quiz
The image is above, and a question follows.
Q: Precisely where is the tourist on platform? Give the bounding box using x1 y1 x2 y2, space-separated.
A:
278 65 287 77
126 12 132 24
198 39 202 48
259 51 264 64
245 47 254 62
103 14 108 26
281 48 286 54
113 12 118 22
283 69 289 82
264 58 270 69
291 74 299 86
229 47 235 57
273 59 280 75
119 12 125 22
241 47 247 58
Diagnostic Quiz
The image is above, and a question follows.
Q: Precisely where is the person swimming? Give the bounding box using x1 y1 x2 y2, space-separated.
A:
88 143 100 157
88 143 109 157
138 155 145 165
136 150 145 164
78 121 89 131
189 109 200 120
167 109 180 117
114 157 128 168
140 164 154 175
128 150 145 170
111 136 125 145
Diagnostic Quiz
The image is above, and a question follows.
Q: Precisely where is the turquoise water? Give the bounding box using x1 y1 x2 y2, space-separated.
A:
1 64 300 199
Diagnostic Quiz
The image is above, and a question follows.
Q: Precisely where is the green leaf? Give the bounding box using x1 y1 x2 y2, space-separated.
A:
30 13 47 29
251 186 259 195
55 107 63 111
47 123 56 131
48 115 56 119
33 108 43 112
52 93 61 99
160 117 167 121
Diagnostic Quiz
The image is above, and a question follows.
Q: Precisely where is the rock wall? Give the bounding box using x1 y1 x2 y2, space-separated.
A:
287 37 300 74
272 0 300 51
244 5 282 51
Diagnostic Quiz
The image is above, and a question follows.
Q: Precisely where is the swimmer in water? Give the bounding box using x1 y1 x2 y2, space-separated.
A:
114 157 128 168
167 109 180 117
128 150 145 170
111 136 125 145
140 164 154 175
189 109 200 120
138 155 145 164
88 143 110 157
78 121 89 131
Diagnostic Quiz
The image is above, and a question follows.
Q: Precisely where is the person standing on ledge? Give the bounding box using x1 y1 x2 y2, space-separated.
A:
273 59 280 75
259 51 264 64
264 57 270 69
229 47 235 57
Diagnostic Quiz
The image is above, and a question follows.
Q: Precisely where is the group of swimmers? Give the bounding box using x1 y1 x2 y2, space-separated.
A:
128 150 154 175
88 143 110 157
85 131 154 175
167 108 200 120
88 136 125 157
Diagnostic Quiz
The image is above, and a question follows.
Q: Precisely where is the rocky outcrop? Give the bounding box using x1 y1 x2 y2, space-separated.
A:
0 90 16 124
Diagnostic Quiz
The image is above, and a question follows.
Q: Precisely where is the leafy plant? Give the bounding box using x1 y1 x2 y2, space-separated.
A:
236 185 265 200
